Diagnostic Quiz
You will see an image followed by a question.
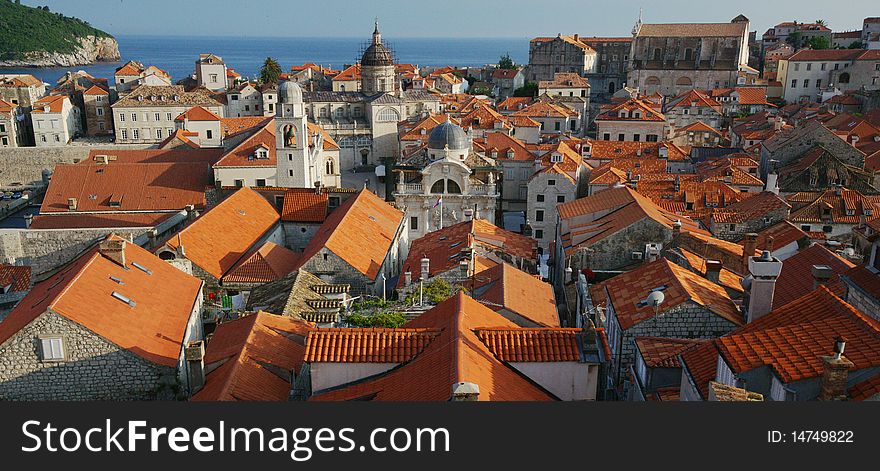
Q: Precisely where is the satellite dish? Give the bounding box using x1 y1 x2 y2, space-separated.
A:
646 290 665 308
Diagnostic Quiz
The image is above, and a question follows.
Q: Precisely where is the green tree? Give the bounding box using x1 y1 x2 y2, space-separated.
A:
808 36 831 50
815 19 827 27
785 31 804 49
259 57 282 85
513 81 538 97
404 278 460 305
343 311 407 328
848 41 865 49
498 53 515 69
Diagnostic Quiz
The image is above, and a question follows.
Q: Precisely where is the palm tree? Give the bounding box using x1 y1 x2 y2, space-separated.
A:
815 19 827 27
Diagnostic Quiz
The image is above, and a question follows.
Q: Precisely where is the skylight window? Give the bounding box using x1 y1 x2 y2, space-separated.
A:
131 262 152 275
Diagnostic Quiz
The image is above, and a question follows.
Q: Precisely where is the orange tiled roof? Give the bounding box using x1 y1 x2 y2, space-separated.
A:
789 188 880 225
304 328 441 362
772 243 853 309
28 212 177 230
175 105 221 122
310 293 555 401
165 187 280 279
214 120 276 168
475 132 532 161
476 328 582 362
281 188 328 222
83 84 109 96
332 64 361 82
635 337 706 368
0 236 202 367
0 264 31 293
585 139 688 161
398 219 536 288
31 94 67 113
595 98 665 122
710 191 789 224
496 96 533 113
470 263 559 327
511 99 578 119
115 61 143 76
591 258 742 330
850 374 880 401
666 89 722 113
297 189 403 280
40 162 211 213
222 241 301 284
193 312 312 401
717 286 880 383
676 248 744 294
754 220 809 251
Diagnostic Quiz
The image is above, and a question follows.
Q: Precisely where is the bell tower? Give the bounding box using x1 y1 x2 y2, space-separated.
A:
276 80 313 187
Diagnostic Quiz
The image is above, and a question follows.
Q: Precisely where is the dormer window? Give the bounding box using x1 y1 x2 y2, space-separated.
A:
173 95 180 101
150 96 156 101
550 153 563 163
255 148 269 160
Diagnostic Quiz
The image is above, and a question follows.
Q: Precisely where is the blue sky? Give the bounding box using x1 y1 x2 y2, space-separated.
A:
25 0 878 38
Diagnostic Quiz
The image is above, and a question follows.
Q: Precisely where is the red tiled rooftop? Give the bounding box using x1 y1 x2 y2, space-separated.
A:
304 328 441 362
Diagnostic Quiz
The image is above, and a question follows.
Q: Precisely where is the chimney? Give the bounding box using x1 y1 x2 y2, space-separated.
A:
746 250 783 323
819 337 853 401
742 233 758 274
705 260 722 283
673 174 680 192
185 341 206 395
765 236 775 254
672 219 682 237
765 173 779 194
420 257 430 281
23 213 33 229
67 197 78 211
185 204 198 222
811 264 833 290
450 382 480 401
404 271 412 287
99 238 127 267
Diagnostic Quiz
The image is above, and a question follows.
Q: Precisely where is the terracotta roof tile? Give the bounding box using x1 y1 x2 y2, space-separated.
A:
310 293 555 401
214 120 276 168
635 337 706 368
0 264 31 293
193 312 312 401
304 328 441 362
29 212 176 230
175 105 221 122
772 244 854 309
165 187 280 279
222 241 301 284
297 189 403 280
476 328 582 362
0 236 203 367
281 189 329 222
590 258 742 330
849 374 880 401
470 263 558 327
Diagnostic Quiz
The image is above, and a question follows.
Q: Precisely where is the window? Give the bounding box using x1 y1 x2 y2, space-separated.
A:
823 225 833 233
96 95 104 102
633 134 640 142
256 179 266 187
537 194 545 202
40 336 65 362
816 79 822 88
210 73 218 82
231 95 239 101
821 63 826 71
535 210 544 222
166 112 173 121
132 129 139 140
0 124 5 133
557 195 565 203
803 79 809 88
156 129 163 139
234 179 244 187
603 133 611 141
646 134 659 142
554 122 561 131
548 179 556 186
618 133 625 141
729 224 736 232
119 113 125 122
40 135 46 142
377 107 400 122
155 112 161 121
535 229 544 239
791 79 797 89
288 169 294 177
131 113 137 122
410 216 418 231
121 129 128 140
794 63 800 71
206 129 213 139
96 108 104 116
550 153 563 163
98 122 105 131
800 224 811 232
54 134 60 142
806 63 812 71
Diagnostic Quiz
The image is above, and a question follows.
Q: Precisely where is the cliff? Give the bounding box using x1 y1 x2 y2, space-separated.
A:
0 1 120 67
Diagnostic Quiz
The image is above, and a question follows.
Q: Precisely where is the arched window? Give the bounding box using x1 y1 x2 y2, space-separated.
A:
608 81 616 94
446 180 461 194
376 107 400 122
839 72 850 84
431 179 445 193
675 76 693 87
645 76 661 86
326 159 335 175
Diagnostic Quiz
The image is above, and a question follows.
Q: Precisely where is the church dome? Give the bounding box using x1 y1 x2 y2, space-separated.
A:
361 21 394 67
428 120 469 150
279 80 303 104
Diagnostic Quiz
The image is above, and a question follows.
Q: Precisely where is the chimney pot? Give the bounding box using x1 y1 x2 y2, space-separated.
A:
705 260 722 283
811 264 833 289
420 257 430 281
819 340 854 401
450 381 480 401
745 250 782 323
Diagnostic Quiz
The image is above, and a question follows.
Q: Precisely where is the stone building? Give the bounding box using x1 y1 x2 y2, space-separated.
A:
708 191 791 240
195 53 228 92
579 37 632 100
527 35 630 101
628 16 751 96
590 257 743 395
594 98 666 142
82 85 113 136
528 141 589 252
0 99 26 147
301 23 441 170
0 236 205 400
474 131 534 212
396 218 537 297
393 119 499 240
114 62 172 95
296 188 408 296
31 95 81 146
112 85 223 144
0 74 46 108
662 89 722 133
781 49 880 104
